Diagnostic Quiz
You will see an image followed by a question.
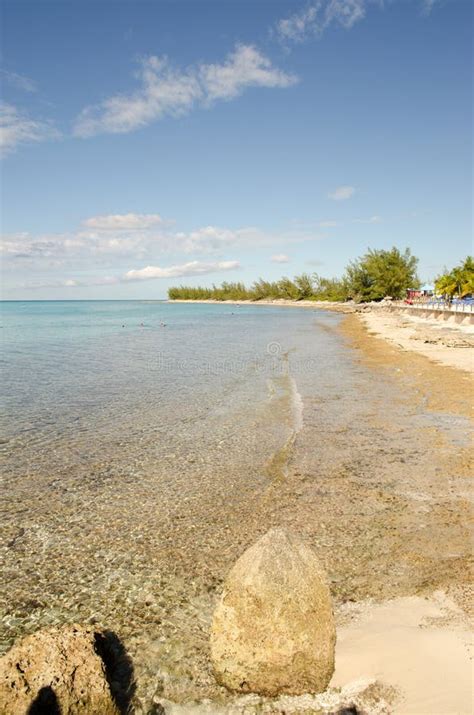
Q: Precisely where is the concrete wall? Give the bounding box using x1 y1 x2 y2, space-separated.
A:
388 304 474 326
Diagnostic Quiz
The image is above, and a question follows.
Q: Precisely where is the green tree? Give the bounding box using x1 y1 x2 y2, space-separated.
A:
345 247 419 301
312 274 350 301
435 256 474 298
293 273 314 299
277 277 299 299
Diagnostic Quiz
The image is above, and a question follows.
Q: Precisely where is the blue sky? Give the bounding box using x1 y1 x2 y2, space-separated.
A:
1 0 472 299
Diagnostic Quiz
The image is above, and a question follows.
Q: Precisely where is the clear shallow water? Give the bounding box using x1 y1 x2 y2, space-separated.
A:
1 301 342 480
1 301 472 711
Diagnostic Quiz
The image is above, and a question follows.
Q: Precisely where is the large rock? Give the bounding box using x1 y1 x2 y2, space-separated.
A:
0 624 134 714
210 528 336 696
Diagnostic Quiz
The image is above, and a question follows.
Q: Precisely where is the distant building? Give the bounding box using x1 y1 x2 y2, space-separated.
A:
420 284 435 295
406 285 434 301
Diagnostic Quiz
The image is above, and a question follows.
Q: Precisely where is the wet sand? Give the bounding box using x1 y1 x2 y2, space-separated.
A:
1 310 473 713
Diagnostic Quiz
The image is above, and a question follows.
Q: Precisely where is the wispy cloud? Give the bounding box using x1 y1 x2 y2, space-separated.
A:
328 185 355 200
1 227 265 270
2 210 329 293
276 0 367 44
176 225 265 254
353 214 382 223
1 69 37 93
0 212 279 266
319 220 340 227
421 0 439 16
201 45 296 101
82 213 163 231
271 253 291 263
0 102 59 156
20 260 241 289
276 0 438 45
124 260 240 281
74 44 297 138
1 217 322 270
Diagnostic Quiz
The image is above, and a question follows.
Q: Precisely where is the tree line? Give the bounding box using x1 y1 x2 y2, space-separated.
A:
435 256 473 299
168 248 473 303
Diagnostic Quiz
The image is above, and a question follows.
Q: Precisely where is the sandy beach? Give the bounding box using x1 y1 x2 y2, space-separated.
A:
157 299 474 714
2 301 472 714
358 307 474 374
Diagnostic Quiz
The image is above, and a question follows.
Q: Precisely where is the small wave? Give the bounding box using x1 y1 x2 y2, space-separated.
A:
289 376 304 433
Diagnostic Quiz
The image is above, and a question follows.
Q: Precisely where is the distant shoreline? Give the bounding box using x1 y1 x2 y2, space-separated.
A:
169 298 474 374
167 298 355 313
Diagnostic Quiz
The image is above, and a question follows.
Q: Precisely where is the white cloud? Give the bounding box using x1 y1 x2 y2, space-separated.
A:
74 57 202 137
176 225 264 254
19 260 240 289
328 185 355 200
276 0 435 45
271 253 290 263
1 70 37 93
0 220 266 265
0 232 69 259
353 215 382 224
201 45 297 101
82 213 163 231
277 4 322 44
422 0 438 15
73 44 297 137
0 102 59 156
1 212 326 294
0 230 150 261
276 0 367 43
325 0 366 29
124 260 240 281
0 219 323 270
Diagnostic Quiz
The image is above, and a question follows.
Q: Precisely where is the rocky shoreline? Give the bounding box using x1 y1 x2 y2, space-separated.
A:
0 531 399 715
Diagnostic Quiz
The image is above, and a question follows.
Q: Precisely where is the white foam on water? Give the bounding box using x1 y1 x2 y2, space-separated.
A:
289 376 304 433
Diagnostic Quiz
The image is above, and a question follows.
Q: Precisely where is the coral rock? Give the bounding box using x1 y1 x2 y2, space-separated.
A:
0 624 134 714
210 528 336 696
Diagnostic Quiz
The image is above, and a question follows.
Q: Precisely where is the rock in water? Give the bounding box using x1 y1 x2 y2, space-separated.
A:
210 528 336 696
0 624 134 714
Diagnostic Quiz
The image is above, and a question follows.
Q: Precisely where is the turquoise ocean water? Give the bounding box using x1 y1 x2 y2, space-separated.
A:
4 300 470 709
1 299 353 694
1 300 343 482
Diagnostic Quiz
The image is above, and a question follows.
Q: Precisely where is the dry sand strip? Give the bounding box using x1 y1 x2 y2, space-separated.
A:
332 591 473 715
358 309 474 374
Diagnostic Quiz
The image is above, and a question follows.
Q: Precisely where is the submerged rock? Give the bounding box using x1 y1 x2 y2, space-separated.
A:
210 527 336 696
0 624 134 714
